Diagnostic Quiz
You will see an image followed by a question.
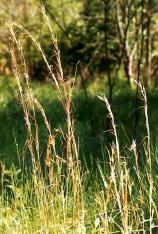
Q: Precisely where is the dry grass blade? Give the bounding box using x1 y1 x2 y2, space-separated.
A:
136 81 153 234
98 95 120 163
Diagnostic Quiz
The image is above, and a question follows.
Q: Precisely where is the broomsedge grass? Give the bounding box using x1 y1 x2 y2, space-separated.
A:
0 9 158 233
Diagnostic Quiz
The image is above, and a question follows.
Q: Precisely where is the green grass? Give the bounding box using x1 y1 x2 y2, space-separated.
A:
1 76 158 165
1 76 158 233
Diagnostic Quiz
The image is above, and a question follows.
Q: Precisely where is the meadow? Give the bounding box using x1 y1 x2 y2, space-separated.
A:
1 73 158 233
1 8 158 233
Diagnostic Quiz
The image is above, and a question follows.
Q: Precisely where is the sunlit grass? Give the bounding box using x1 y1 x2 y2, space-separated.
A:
1 14 158 233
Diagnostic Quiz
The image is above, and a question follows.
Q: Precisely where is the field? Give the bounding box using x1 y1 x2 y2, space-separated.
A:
1 74 158 233
1 3 158 232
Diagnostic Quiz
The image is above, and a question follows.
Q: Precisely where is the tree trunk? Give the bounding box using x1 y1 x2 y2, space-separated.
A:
144 0 152 88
